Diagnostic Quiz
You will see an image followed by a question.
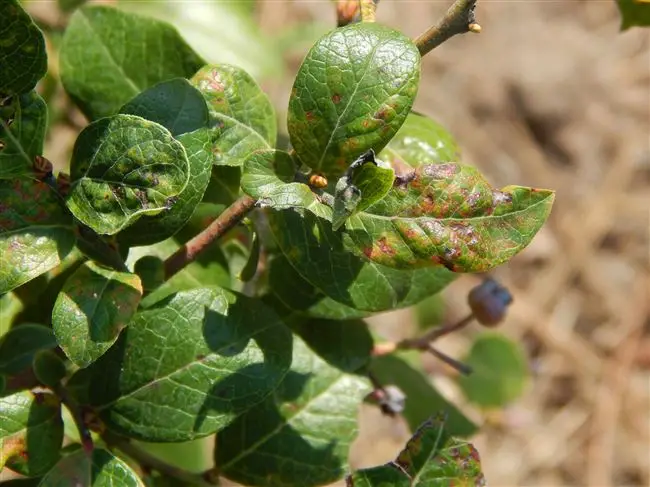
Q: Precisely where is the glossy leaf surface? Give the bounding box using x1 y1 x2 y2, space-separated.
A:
378 112 460 173
0 324 57 375
38 448 144 486
66 114 190 235
0 391 63 477
216 332 371 486
457 333 529 407
119 78 209 137
79 287 293 441
0 92 48 179
52 261 143 368
0 1 47 96
346 417 485 486
117 128 213 246
60 5 205 120
370 354 477 436
288 23 420 178
191 64 276 166
0 178 76 294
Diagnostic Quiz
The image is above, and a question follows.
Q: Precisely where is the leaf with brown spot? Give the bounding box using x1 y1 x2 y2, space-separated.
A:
345 416 485 486
0 391 63 477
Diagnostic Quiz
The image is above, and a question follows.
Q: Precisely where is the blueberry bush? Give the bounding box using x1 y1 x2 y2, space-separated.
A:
17 0 649 485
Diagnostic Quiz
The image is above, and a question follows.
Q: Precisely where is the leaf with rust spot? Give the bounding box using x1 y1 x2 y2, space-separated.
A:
0 91 48 179
38 448 143 486
0 178 76 294
66 114 190 235
346 416 485 486
0 391 63 477
52 261 143 368
191 64 276 167
288 23 420 178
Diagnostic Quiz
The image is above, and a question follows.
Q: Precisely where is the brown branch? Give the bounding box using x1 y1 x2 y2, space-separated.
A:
103 431 216 486
358 0 377 23
164 195 257 279
414 0 480 57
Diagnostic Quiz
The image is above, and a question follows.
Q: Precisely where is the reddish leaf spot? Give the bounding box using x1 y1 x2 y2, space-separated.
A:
305 111 315 122
377 237 396 256
332 94 342 104
423 163 460 179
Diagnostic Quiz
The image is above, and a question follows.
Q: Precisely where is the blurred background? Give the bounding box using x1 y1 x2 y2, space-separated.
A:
22 0 650 485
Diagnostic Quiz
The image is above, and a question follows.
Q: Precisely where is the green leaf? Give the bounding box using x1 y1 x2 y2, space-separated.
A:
60 5 205 120
191 64 276 167
203 165 242 205
38 448 144 486
0 91 48 179
117 127 213 247
617 0 650 29
79 287 293 442
0 1 47 96
239 229 260 281
0 391 63 477
0 293 25 337
457 333 529 408
267 255 371 320
288 23 420 178
241 150 326 214
32 350 67 388
378 111 460 171
52 261 143 368
133 255 165 294
346 416 485 486
269 209 456 312
66 114 190 235
370 354 477 437
125 237 230 308
216 334 371 487
0 178 76 294
117 1 283 80
119 78 209 137
0 324 57 375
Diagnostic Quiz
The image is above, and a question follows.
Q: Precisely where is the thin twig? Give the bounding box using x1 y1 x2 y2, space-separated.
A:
103 431 216 486
358 0 377 22
164 195 257 279
426 344 473 375
398 314 474 350
414 0 480 57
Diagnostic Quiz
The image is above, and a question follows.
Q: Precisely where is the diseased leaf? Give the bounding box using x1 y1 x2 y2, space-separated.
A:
119 78 209 137
267 255 370 320
0 91 48 179
216 334 371 487
0 324 57 376
457 333 529 408
346 417 485 486
66 114 190 235
0 1 47 96
378 111 460 173
269 209 456 312
52 261 143 368
288 23 420 178
370 354 477 437
117 127 213 247
60 5 205 120
191 64 276 166
78 287 293 442
0 391 63 477
38 448 144 486
617 0 650 29
0 178 76 294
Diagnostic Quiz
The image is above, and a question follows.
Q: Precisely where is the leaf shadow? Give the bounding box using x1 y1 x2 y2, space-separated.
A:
218 367 347 486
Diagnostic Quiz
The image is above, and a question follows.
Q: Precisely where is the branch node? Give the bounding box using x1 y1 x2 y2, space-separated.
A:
415 0 480 56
